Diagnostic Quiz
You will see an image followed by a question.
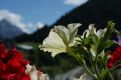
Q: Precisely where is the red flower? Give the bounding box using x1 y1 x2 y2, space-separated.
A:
0 44 30 80
107 46 121 68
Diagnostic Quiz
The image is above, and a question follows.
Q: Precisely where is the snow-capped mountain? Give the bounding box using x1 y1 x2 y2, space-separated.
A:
0 19 24 39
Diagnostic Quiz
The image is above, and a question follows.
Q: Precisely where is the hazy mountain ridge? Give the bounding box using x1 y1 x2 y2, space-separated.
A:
0 19 24 39
14 25 50 43
12 0 121 42
51 0 121 34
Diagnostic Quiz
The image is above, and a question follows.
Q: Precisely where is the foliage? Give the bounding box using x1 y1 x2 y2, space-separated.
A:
40 21 121 80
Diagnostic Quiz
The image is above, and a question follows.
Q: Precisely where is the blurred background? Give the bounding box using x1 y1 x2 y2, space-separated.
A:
0 0 121 79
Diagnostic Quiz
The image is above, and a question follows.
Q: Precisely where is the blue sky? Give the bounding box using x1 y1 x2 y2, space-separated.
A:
0 0 88 33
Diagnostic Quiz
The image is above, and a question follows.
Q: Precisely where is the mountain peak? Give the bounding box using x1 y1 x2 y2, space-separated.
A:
0 19 24 39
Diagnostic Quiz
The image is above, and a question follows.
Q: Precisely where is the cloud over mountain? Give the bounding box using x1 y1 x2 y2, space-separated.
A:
0 10 44 34
64 0 88 6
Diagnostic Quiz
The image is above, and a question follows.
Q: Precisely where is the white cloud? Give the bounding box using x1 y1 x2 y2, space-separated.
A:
36 22 44 29
64 0 88 6
0 10 44 34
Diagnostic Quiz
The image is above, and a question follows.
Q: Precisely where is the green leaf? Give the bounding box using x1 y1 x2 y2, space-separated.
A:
104 40 115 49
96 21 115 54
100 69 110 80
102 21 115 42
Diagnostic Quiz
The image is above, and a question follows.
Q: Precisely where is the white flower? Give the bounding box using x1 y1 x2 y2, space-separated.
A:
73 73 88 80
82 24 106 39
25 64 49 80
81 24 107 57
39 23 81 57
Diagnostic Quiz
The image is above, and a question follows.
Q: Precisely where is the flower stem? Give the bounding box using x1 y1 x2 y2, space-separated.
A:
109 72 114 80
82 60 97 78
94 54 100 80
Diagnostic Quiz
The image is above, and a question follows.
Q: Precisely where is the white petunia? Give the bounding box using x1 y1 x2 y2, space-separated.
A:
39 23 81 57
73 73 88 80
82 24 106 38
81 24 107 57
26 64 49 80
